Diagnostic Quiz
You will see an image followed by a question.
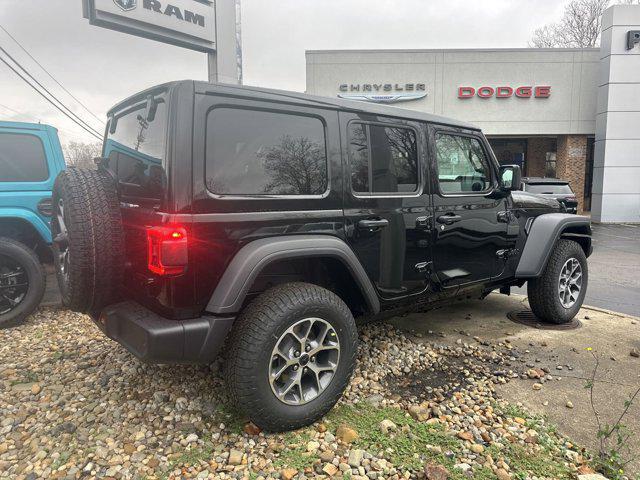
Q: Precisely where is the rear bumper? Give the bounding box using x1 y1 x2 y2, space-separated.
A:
96 301 234 364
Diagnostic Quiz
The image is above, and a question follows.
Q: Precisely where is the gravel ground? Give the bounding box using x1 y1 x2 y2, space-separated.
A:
0 308 593 480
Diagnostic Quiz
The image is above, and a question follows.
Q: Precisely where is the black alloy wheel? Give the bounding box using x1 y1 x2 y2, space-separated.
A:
0 238 46 329
0 255 29 315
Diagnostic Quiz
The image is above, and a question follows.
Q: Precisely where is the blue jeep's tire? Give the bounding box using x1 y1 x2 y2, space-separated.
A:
0 237 46 329
52 167 124 315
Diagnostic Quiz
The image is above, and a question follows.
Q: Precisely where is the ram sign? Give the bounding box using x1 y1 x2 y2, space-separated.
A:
82 0 216 52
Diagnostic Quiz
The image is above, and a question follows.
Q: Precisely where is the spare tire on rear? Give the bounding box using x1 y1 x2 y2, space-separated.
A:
52 167 124 315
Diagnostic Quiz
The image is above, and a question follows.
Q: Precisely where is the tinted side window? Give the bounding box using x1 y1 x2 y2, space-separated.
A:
0 133 48 182
348 123 419 194
105 98 168 200
435 134 492 194
206 108 328 195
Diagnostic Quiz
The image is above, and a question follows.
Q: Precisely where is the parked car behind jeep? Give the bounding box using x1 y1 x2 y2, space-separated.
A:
52 81 591 431
0 121 66 328
522 177 579 214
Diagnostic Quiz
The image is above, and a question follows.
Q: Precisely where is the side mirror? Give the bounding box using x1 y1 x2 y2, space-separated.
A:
499 164 522 191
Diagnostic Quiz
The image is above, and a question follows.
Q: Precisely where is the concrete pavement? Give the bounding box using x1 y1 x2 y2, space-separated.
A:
390 293 640 475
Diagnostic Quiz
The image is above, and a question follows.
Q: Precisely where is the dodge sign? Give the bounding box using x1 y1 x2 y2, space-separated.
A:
82 0 216 52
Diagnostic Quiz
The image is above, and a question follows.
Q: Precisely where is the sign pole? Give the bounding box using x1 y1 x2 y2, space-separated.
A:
208 0 242 84
208 51 219 83
83 0 241 84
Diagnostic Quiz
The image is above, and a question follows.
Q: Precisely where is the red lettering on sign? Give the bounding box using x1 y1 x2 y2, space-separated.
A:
496 86 513 98
515 86 532 98
458 85 551 99
535 86 551 98
458 86 475 98
477 86 495 98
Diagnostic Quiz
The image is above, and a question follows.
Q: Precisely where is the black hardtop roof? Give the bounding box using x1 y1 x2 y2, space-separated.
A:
522 177 569 184
108 80 479 131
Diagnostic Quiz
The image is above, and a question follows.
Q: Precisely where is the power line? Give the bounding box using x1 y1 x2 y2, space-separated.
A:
0 103 101 140
0 46 103 139
0 103 24 117
0 56 102 141
0 45 103 137
0 24 104 125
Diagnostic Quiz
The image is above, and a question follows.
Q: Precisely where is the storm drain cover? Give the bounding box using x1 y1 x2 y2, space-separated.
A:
507 309 582 331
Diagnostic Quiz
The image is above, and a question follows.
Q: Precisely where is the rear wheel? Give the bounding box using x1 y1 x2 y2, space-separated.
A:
52 167 124 315
527 239 588 324
225 282 358 431
0 238 45 329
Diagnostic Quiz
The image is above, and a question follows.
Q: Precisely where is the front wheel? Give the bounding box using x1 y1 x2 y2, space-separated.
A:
224 282 358 431
527 239 588 324
0 238 46 329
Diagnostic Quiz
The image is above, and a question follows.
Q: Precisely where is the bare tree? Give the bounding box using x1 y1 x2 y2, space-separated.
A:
260 135 327 195
64 141 101 169
530 0 638 48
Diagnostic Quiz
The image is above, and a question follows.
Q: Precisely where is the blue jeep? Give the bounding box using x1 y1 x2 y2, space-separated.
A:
0 121 66 327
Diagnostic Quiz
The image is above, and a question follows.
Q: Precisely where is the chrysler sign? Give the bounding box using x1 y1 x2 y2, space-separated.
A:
82 0 216 52
338 83 427 104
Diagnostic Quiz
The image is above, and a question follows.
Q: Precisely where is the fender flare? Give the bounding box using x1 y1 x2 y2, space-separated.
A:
0 208 52 244
206 235 381 315
515 213 591 278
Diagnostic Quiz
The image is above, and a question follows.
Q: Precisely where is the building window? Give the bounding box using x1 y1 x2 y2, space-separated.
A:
435 133 492 194
348 122 419 195
488 138 526 169
545 152 557 177
206 107 328 195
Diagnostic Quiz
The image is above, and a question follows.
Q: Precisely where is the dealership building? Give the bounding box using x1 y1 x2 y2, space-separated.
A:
305 5 640 222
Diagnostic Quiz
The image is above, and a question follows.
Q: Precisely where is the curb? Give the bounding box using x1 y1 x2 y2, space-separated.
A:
496 292 640 321
580 304 640 321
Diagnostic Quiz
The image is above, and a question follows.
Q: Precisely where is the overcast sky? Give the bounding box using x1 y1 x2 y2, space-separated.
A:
0 0 566 145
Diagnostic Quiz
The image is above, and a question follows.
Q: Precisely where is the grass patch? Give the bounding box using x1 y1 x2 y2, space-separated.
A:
273 430 317 471
326 402 462 473
51 451 71 470
158 442 215 480
485 442 572 479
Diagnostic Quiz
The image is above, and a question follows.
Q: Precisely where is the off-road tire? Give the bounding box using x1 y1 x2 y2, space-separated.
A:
0 238 46 329
527 239 588 324
52 167 124 315
224 282 358 431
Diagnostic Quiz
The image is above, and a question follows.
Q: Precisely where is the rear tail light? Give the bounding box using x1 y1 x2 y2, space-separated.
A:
146 226 188 276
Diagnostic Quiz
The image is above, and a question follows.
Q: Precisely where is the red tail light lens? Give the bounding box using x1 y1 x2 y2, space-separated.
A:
147 226 188 276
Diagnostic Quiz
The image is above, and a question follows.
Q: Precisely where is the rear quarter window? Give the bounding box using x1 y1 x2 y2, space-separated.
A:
0 133 49 182
205 107 328 196
105 96 168 200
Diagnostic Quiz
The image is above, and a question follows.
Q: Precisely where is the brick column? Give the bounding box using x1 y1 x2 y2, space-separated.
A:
556 135 587 213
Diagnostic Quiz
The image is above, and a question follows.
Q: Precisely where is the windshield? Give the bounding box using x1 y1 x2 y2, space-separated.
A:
525 183 573 195
104 94 168 200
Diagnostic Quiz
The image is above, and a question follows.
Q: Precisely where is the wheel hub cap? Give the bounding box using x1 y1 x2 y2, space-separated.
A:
0 255 29 315
558 257 582 309
269 317 340 405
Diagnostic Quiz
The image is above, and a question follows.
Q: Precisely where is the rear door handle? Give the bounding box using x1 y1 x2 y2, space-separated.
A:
358 219 389 229
436 213 462 225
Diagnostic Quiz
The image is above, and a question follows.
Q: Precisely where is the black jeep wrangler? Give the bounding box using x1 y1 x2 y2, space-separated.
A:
52 81 591 431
